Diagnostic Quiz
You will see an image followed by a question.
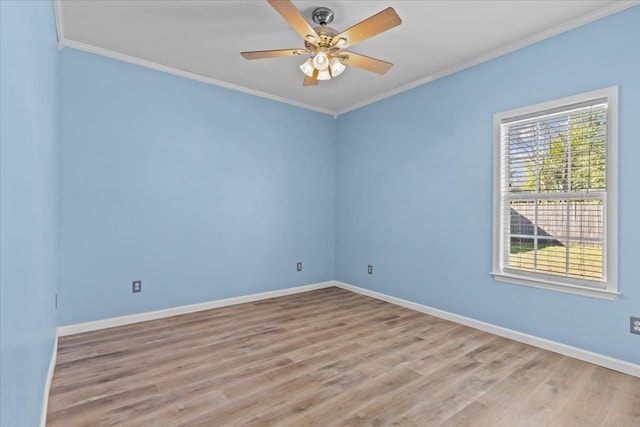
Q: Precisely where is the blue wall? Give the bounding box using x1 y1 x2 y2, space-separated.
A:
0 1 59 425
1 3 637 423
58 49 336 325
335 6 640 364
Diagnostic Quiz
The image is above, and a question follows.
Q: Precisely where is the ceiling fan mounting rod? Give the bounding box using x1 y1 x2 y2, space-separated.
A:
312 7 334 26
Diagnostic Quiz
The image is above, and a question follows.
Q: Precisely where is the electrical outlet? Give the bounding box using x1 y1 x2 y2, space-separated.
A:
631 316 640 335
132 280 142 293
368 265 373 275
296 262 302 272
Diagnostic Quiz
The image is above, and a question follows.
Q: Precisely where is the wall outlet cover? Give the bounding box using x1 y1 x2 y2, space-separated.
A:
132 280 142 293
631 316 640 335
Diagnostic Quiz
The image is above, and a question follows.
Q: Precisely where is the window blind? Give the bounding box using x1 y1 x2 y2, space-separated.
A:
500 101 608 285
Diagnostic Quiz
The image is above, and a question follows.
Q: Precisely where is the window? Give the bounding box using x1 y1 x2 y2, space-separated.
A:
492 87 618 299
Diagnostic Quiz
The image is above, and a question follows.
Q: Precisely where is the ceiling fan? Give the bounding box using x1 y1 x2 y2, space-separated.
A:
241 0 402 86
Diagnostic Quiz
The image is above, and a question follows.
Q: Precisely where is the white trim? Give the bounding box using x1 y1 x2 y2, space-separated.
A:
57 281 334 336
58 40 337 118
52 0 336 117
606 85 619 295
335 2 637 116
53 0 65 49
492 86 619 300
332 281 640 378
492 272 618 301
52 0 637 118
55 279 639 376
494 86 618 124
39 333 58 427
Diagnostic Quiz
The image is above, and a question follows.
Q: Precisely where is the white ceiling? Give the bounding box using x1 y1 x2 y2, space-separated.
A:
55 0 636 116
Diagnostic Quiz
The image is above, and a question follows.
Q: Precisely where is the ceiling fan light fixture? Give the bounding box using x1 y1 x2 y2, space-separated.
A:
316 68 331 80
329 56 345 77
312 49 330 71
242 1 401 86
299 58 315 77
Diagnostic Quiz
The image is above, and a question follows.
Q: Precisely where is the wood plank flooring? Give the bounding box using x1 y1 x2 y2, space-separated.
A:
47 287 640 426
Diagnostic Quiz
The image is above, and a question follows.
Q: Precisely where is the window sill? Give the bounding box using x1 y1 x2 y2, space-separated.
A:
490 271 619 301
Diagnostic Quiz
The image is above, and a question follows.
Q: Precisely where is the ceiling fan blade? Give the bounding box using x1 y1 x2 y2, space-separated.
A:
241 49 307 60
339 51 393 75
330 7 401 49
303 69 319 86
268 0 319 45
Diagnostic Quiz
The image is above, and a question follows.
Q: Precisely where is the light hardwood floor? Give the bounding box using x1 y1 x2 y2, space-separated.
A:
47 287 640 426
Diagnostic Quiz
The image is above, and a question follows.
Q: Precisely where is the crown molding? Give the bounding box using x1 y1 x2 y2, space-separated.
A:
53 0 65 49
59 39 337 117
336 1 640 116
53 1 638 118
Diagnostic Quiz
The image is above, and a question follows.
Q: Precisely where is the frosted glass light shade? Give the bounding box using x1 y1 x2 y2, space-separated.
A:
299 58 315 77
317 68 331 80
312 52 329 71
300 49 346 81
329 57 345 77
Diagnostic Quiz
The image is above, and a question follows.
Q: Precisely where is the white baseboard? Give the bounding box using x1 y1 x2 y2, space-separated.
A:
55 279 639 378
57 281 334 336
40 332 58 427
333 281 640 378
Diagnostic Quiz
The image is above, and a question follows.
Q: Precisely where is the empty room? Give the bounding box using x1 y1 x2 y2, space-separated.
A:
1 0 639 425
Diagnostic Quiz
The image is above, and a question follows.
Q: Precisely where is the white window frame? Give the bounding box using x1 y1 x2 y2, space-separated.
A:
492 86 618 300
